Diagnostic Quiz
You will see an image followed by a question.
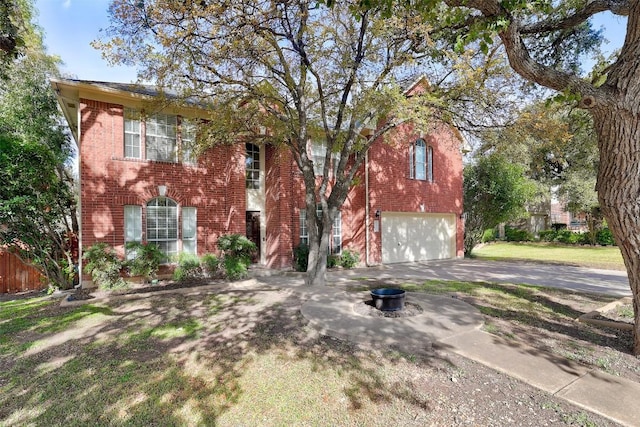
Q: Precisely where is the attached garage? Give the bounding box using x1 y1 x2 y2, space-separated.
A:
381 212 456 264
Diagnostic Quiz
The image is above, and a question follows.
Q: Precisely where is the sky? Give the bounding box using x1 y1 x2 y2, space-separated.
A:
34 0 628 84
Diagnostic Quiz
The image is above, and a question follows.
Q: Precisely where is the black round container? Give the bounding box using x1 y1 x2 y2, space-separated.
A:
370 288 406 311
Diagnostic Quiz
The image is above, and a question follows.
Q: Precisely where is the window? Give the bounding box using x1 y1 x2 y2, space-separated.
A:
410 139 433 182
124 205 142 259
146 197 178 261
124 108 141 159
331 212 342 254
182 207 197 254
311 141 338 176
181 119 197 164
123 110 195 163
299 206 342 254
427 145 433 182
299 209 309 246
245 143 260 189
146 113 177 162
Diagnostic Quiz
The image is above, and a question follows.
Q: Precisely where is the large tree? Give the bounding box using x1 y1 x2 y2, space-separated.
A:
481 102 602 240
96 0 512 286
363 0 640 354
463 153 535 255
0 1 78 288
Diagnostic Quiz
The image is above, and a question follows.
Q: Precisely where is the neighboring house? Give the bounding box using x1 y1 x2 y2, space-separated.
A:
52 78 464 284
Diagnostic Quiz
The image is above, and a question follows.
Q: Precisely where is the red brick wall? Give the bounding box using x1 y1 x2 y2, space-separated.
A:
367 122 464 263
79 99 245 263
79 97 463 272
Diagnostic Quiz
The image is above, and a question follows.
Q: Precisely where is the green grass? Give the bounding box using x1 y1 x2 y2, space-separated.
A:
0 284 621 426
473 242 625 270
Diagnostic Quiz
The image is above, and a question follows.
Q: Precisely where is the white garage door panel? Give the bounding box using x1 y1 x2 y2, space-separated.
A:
382 213 455 264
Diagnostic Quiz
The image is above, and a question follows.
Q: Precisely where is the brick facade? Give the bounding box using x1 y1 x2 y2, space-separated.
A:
58 79 464 276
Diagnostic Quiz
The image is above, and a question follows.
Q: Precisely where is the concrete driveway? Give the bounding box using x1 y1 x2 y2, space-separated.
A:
329 258 631 297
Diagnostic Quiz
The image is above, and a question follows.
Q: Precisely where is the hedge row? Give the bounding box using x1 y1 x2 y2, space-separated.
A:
483 226 615 246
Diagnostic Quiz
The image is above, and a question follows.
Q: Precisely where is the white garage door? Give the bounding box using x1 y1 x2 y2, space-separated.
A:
382 212 456 264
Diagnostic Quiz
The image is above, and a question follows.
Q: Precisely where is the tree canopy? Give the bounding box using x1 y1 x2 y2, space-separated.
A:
356 0 640 354
0 0 77 288
97 0 513 285
463 153 535 254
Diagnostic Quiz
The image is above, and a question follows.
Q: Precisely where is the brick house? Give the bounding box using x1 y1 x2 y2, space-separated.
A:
52 78 464 283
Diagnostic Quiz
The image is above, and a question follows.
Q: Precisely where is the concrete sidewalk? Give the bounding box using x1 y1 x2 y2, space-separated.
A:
257 270 639 427
440 330 640 427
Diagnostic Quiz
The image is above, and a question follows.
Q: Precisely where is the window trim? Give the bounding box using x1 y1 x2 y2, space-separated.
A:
124 205 142 260
245 142 261 189
124 108 141 159
299 206 342 254
123 109 196 164
311 140 338 177
146 197 179 261
181 206 197 255
409 138 433 182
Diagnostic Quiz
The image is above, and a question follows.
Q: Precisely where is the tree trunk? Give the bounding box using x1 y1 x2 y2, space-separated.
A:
305 204 333 287
593 108 640 355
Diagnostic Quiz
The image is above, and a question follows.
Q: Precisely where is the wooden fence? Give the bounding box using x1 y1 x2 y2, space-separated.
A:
0 250 46 294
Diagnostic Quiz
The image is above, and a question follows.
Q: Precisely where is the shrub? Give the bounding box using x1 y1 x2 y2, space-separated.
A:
173 253 202 281
482 228 497 243
83 243 126 290
554 230 581 245
125 242 164 281
339 249 359 269
596 227 615 246
293 244 309 272
538 230 556 242
217 234 256 280
327 254 339 268
504 226 532 242
217 234 257 260
201 253 220 277
223 256 249 280
578 232 594 245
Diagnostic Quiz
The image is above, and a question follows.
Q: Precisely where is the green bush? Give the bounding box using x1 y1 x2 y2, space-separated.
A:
173 253 202 281
217 234 256 280
596 227 615 246
223 256 249 280
327 254 339 268
83 243 126 290
554 230 581 245
125 242 164 281
293 244 309 272
339 249 359 269
504 226 532 242
482 228 497 243
538 230 556 242
201 253 220 277
217 234 256 260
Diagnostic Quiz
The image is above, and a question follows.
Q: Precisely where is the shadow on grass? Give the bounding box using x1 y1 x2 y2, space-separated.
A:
0 281 452 425
343 277 633 356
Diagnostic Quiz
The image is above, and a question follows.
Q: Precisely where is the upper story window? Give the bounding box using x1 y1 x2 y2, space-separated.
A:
123 108 194 163
146 113 177 162
181 119 197 164
245 143 260 189
409 138 433 182
124 108 141 159
311 140 339 177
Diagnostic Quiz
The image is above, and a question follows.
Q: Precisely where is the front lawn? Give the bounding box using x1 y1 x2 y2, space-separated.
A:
0 281 627 426
472 241 625 270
